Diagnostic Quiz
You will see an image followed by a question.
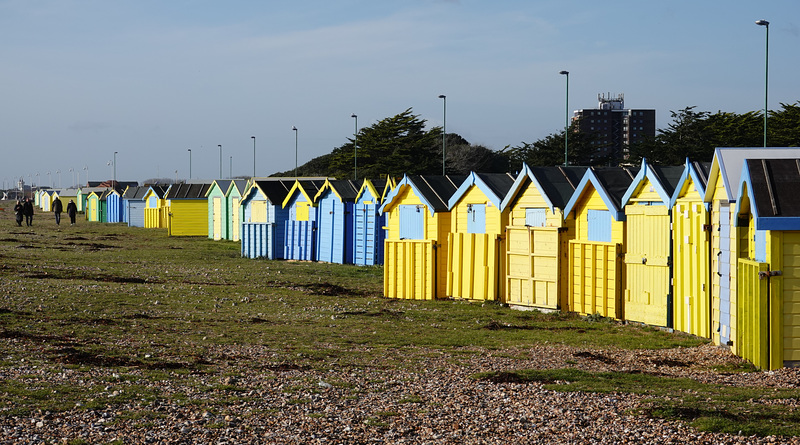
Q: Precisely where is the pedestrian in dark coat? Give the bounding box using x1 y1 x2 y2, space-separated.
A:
66 200 77 226
13 200 23 226
53 197 63 225
22 198 34 226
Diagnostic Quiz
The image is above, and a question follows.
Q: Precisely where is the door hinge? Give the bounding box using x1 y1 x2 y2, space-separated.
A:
759 270 782 280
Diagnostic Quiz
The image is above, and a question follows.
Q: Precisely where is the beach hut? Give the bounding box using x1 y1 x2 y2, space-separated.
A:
207 180 233 240
282 179 326 261
352 177 395 266
669 159 712 338
446 172 516 301
124 185 164 228
165 182 212 236
562 166 638 318
313 179 360 264
380 174 465 300
84 190 105 222
57 188 79 212
240 179 294 259
226 180 248 242
500 164 587 310
704 147 800 350
732 158 800 369
620 160 684 327
78 187 107 213
105 188 125 223
143 185 170 229
40 190 53 212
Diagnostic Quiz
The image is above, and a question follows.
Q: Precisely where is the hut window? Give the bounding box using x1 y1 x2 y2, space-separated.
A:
399 205 424 240
294 202 310 222
467 204 486 234
587 209 612 242
148 196 157 208
754 229 767 262
525 208 547 227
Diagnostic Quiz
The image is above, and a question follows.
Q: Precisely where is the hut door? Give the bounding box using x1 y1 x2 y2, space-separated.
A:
624 205 670 327
568 240 622 319
718 206 732 345
737 259 772 369
317 198 336 263
231 198 240 241
354 203 379 266
673 202 711 337
213 197 223 240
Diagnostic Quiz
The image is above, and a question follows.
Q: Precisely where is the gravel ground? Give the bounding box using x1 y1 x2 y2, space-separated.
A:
2 341 799 444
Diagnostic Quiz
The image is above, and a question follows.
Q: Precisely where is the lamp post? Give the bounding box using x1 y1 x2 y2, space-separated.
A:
251 136 256 178
218 145 223 179
756 19 769 147
47 171 52 188
559 70 570 166
292 126 298 178
187 149 192 179
351 114 358 180
113 151 118 189
56 170 61 188
83 166 88 186
69 168 74 188
229 156 232 179
438 95 446 175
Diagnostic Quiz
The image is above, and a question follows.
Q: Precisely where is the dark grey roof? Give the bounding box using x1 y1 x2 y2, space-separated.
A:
324 180 360 201
591 166 638 209
165 182 212 199
214 180 233 193
474 173 516 200
529 166 588 209
295 179 326 200
649 165 685 198
746 159 800 218
254 180 293 204
408 175 467 212
693 161 711 188
231 180 248 194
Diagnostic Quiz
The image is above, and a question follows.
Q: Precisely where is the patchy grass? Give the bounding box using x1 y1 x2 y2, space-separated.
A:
471 368 800 438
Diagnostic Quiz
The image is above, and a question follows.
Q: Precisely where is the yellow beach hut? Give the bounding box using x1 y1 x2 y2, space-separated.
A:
380 174 465 300
562 166 637 318
500 164 587 310
703 147 800 350
165 182 212 236
445 172 516 301
620 159 684 327
143 185 169 229
733 158 800 369
669 159 712 338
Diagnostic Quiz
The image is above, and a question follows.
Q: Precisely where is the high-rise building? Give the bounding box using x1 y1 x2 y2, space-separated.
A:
572 93 656 164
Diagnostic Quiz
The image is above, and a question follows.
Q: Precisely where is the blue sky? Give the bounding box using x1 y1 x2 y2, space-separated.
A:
1 0 797 187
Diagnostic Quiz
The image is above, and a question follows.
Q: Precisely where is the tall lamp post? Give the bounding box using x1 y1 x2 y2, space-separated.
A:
187 149 192 179
56 170 61 188
292 126 298 178
559 70 570 166
83 166 88 186
229 156 232 179
113 151 118 189
218 145 223 179
251 136 256 178
438 95 446 175
69 168 74 188
47 171 52 188
756 19 769 148
351 114 358 180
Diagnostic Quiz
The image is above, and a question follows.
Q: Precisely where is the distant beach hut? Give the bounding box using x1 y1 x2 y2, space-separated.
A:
165 182 213 236
240 179 294 259
282 179 326 261
352 177 395 266
207 180 233 241
313 179 360 264
143 185 170 229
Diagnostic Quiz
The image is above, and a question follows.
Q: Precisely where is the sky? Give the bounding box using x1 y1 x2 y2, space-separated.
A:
1 0 798 188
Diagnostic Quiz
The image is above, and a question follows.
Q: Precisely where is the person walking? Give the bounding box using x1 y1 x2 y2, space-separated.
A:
13 200 23 226
53 196 63 225
22 198 34 227
66 199 77 226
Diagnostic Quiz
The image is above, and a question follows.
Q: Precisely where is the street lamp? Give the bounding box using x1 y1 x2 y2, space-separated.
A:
56 170 61 188
560 70 570 166
113 151 118 189
229 155 233 179
218 145 223 179
756 19 769 147
83 166 88 186
251 136 256 178
47 171 52 188
187 149 192 179
69 168 74 188
438 95 446 175
351 114 358 180
292 126 298 178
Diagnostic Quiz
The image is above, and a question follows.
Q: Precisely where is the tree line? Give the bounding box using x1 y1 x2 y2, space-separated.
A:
272 102 800 178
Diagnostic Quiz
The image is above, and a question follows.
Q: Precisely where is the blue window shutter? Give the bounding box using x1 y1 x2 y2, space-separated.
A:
525 208 547 227
754 229 767 262
399 205 424 240
587 209 612 242
467 204 486 234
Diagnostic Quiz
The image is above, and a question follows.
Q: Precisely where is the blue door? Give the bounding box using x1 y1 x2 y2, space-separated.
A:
718 206 731 345
467 204 486 234
587 209 612 242
399 205 424 240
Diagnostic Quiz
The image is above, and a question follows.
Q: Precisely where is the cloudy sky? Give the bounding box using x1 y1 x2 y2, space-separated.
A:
1 0 797 187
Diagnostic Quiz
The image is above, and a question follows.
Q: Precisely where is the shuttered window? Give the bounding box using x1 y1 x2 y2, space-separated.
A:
399 205 424 240
525 208 547 227
467 204 486 234
587 209 612 242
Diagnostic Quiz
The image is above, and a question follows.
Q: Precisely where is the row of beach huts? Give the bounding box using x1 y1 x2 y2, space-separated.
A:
32 147 800 370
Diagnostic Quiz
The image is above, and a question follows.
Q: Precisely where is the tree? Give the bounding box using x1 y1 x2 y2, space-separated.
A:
501 128 609 171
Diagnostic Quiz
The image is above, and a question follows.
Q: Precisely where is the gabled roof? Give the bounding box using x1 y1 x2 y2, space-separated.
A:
668 158 711 208
227 180 248 197
281 179 327 208
563 166 638 221
165 182 212 199
141 185 168 200
206 180 233 198
448 172 516 210
735 159 800 230
242 179 295 206
379 174 466 216
500 164 587 212
704 147 800 203
314 179 360 202
123 186 153 200
621 159 684 206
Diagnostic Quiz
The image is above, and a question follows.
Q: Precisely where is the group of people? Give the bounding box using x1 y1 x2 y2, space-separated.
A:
14 197 77 227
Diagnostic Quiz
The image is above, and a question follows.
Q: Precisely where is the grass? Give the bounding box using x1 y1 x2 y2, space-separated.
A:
0 203 790 437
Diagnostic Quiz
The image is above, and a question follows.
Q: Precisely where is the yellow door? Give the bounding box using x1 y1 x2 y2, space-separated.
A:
569 240 622 318
384 240 436 300
447 233 499 301
213 197 222 240
737 258 771 369
673 201 711 337
624 205 671 326
231 198 240 241
505 227 561 309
